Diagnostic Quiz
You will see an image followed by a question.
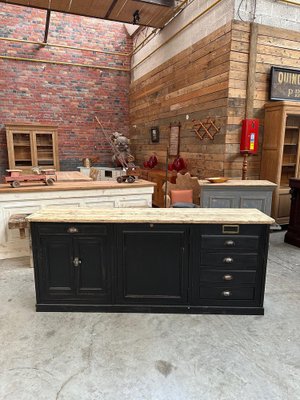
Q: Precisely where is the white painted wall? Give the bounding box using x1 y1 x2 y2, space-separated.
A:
131 0 300 81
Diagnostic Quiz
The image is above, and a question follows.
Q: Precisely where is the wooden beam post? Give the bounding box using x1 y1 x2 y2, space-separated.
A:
241 22 258 180
245 22 258 119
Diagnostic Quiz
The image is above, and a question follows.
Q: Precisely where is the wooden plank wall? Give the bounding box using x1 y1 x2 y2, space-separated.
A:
130 20 300 179
226 21 300 179
129 22 232 178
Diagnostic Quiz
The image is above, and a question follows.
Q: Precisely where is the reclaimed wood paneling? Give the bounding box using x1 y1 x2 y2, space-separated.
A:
130 23 232 178
226 21 300 179
130 20 300 181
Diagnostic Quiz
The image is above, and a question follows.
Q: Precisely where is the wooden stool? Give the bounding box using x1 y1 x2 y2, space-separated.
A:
8 213 30 239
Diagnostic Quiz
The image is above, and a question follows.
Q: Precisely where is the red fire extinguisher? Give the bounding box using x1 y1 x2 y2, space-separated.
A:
240 119 259 154
240 119 259 180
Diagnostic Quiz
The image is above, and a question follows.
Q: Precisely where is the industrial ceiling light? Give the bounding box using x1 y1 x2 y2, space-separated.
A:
133 10 140 24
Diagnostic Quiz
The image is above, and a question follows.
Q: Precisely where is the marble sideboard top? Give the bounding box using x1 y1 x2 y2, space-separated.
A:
27 207 275 225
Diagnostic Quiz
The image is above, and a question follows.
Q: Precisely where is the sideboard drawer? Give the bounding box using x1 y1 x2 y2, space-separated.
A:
36 222 107 236
200 224 263 236
201 253 258 268
199 286 255 300
201 235 259 251
199 269 256 284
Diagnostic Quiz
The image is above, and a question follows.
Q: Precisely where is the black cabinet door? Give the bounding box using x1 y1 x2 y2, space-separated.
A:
74 236 111 302
116 224 189 305
33 223 112 304
38 235 75 300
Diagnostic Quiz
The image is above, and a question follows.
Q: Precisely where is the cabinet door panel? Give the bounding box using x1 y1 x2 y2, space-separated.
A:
117 225 189 304
75 236 111 301
39 236 75 300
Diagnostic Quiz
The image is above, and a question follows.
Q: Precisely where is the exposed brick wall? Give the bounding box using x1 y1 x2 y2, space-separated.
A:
0 3 132 176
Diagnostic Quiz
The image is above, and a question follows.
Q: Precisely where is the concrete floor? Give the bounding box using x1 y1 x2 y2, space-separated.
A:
0 231 299 400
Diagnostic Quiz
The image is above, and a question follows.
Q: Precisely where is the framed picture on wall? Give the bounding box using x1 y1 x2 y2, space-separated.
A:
150 127 160 143
169 122 181 156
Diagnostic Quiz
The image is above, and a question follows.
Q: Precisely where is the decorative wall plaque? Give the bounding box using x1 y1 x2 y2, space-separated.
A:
270 66 300 101
191 118 220 140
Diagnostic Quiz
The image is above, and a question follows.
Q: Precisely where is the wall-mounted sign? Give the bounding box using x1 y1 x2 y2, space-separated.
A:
270 66 300 101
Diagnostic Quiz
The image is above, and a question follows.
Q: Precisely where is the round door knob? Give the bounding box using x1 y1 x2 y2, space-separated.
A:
223 257 234 264
224 240 235 247
223 274 233 281
222 290 232 297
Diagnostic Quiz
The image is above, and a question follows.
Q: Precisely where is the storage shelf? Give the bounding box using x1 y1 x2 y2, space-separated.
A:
261 102 300 224
6 124 59 171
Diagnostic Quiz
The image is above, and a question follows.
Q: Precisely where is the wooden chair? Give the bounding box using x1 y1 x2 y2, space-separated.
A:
162 172 200 207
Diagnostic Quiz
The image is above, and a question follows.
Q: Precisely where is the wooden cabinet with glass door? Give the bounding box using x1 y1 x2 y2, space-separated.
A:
260 102 300 224
6 124 59 171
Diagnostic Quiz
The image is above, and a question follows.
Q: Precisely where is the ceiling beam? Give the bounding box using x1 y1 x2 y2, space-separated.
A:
105 0 119 19
135 0 174 7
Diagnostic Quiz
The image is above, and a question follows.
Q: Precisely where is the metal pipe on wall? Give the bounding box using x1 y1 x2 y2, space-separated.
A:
0 36 130 57
0 55 130 72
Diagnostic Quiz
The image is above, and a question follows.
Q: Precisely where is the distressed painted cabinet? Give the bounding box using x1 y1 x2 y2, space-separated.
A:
116 224 189 305
28 208 274 315
199 180 276 216
35 223 113 303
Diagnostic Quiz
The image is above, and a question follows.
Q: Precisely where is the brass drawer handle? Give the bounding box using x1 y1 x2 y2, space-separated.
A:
223 257 234 264
67 226 78 234
222 290 232 297
224 240 235 247
222 225 239 234
223 274 233 281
